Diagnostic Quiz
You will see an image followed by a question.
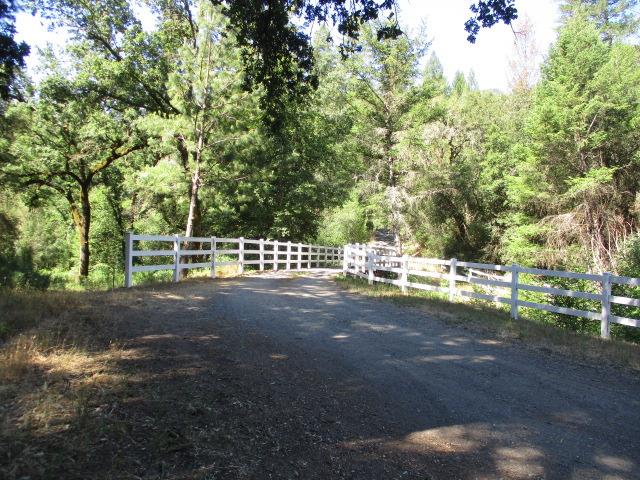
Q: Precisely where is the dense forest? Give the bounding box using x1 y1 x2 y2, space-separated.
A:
1 0 640 302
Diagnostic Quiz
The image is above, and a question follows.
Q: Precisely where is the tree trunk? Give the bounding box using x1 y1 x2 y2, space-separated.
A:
388 155 403 255
70 185 91 278
79 185 91 278
185 162 201 238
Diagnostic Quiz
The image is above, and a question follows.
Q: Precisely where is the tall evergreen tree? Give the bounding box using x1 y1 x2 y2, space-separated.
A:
560 0 640 43
504 16 640 271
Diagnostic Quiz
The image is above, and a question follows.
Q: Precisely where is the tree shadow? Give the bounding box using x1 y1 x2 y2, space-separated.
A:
2 274 640 479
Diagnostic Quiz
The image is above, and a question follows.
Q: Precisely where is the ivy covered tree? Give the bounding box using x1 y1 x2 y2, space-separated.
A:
2 75 145 278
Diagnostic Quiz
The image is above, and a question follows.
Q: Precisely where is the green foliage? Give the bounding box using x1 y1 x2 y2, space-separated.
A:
502 16 640 271
316 193 371 246
2 0 640 345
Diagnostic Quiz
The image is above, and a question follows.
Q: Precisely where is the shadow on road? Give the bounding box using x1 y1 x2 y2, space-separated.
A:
3 273 640 479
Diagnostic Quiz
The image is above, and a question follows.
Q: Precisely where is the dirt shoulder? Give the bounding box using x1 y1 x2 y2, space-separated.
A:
2 274 640 479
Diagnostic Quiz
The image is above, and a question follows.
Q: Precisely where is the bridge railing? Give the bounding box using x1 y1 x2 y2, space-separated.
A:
343 243 640 339
125 233 344 288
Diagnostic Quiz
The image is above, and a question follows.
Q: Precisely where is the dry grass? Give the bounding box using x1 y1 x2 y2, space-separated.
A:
0 287 140 479
334 275 640 373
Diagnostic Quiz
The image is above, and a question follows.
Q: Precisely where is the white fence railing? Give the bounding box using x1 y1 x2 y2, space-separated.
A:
343 244 640 339
125 233 344 288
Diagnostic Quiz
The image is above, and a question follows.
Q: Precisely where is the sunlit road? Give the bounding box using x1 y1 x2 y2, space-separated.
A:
144 271 640 479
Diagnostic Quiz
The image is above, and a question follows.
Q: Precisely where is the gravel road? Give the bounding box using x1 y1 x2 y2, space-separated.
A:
125 271 640 479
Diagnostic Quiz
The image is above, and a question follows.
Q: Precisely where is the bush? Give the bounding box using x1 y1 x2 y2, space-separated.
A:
315 193 371 246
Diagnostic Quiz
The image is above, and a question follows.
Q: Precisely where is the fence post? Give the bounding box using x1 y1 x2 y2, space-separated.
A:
401 255 409 293
367 251 374 285
286 241 291 270
601 272 611 339
173 234 181 282
343 244 349 274
239 237 244 274
259 238 264 271
448 258 457 301
307 245 311 269
298 242 303 270
274 240 279 271
510 264 519 320
124 232 133 288
211 236 217 278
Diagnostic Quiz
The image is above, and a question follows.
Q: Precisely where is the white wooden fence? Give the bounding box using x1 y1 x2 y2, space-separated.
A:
124 233 344 288
343 244 640 339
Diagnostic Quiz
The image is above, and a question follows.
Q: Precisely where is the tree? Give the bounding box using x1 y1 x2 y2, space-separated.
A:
139 1 256 239
560 0 640 44
504 17 640 271
0 0 29 99
32 0 519 128
346 24 438 251
507 15 540 92
209 31 360 241
404 74 513 260
2 76 145 277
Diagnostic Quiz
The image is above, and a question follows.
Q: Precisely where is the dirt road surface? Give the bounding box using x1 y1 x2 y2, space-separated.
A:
43 271 640 479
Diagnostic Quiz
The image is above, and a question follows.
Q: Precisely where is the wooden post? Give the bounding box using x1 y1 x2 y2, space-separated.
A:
307 245 311 269
601 272 611 339
367 251 374 285
343 244 349 274
448 258 457 301
239 237 244 274
173 234 181 282
124 232 133 288
274 240 279 271
401 255 409 293
259 238 265 271
211 236 217 278
510 264 519 320
298 242 303 270
286 241 291 270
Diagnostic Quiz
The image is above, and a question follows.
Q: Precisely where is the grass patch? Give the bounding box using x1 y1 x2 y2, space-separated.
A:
0 287 143 479
334 275 640 372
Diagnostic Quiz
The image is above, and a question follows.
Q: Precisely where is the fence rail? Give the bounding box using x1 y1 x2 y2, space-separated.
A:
125 233 344 287
343 244 640 339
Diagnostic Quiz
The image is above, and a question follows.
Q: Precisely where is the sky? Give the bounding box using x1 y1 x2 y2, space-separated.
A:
14 0 562 92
